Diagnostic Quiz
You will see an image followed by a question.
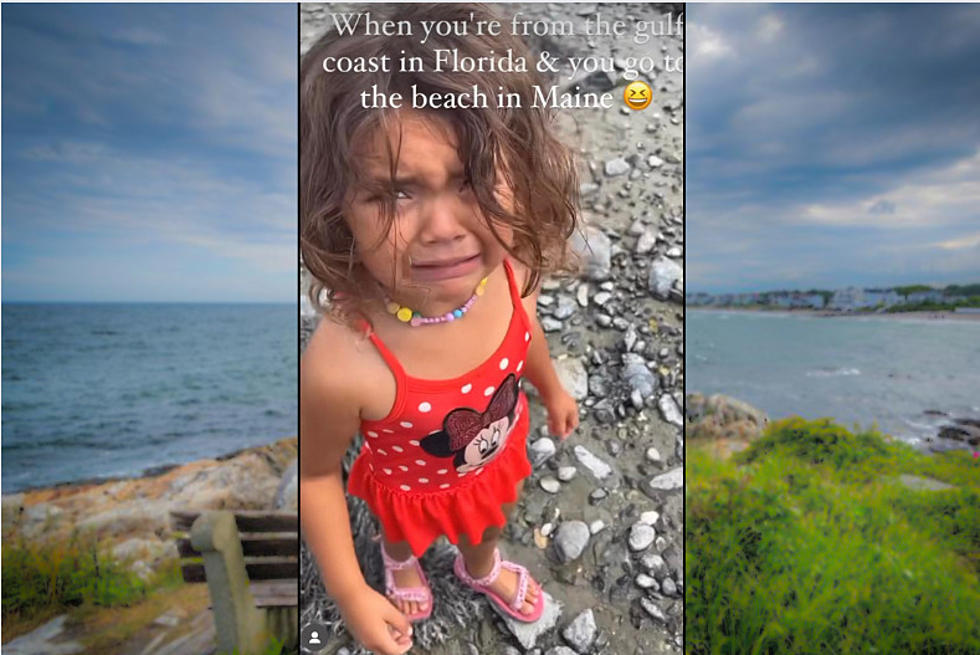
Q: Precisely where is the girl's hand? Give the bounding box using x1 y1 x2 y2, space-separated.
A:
338 585 414 655
544 389 579 440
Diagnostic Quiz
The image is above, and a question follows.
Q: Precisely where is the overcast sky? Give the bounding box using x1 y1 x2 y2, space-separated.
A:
688 4 980 293
2 4 295 302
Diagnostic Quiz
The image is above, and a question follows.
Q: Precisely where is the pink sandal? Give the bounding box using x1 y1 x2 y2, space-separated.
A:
380 543 433 622
453 548 545 622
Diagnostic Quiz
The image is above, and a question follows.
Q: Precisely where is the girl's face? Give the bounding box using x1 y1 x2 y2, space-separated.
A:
344 111 513 309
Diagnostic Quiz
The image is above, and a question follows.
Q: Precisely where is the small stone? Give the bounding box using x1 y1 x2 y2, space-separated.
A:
658 394 683 428
596 313 612 327
545 647 578 655
640 597 667 622
537 294 555 307
593 291 612 306
641 552 668 577
666 245 683 258
541 522 555 537
541 317 563 332
589 488 608 504
557 466 578 482
529 438 556 467
639 510 660 526
540 476 561 494
576 284 589 307
579 182 599 196
635 573 657 589
589 519 606 535
645 468 683 492
629 523 656 552
645 446 662 463
635 227 658 255
647 154 664 168
554 521 591 563
662 577 678 596
494 591 563 649
648 257 683 300
630 389 644 410
562 609 597 654
604 157 631 177
553 295 577 320
574 445 613 479
624 324 638 352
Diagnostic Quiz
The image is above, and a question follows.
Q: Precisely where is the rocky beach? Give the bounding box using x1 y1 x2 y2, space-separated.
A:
1 437 298 654
300 3 684 654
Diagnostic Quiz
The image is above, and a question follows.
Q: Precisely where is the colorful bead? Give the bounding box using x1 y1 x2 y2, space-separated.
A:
384 275 488 327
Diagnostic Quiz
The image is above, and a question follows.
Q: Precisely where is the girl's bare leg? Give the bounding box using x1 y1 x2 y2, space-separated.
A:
455 481 541 615
381 534 429 617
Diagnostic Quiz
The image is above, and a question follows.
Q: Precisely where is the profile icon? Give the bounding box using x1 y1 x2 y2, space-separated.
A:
301 622 328 653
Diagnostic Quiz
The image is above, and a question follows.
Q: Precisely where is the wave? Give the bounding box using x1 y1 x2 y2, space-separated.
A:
805 367 861 378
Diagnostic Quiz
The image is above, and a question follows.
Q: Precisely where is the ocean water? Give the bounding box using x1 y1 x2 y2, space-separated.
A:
2 303 296 493
686 310 980 448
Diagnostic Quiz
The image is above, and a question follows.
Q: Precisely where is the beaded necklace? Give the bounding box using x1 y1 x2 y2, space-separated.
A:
386 276 489 327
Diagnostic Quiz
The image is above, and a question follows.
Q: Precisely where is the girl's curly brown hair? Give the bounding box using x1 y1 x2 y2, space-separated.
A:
300 3 579 318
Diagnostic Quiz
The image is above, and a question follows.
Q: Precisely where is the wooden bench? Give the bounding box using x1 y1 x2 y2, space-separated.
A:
171 509 298 654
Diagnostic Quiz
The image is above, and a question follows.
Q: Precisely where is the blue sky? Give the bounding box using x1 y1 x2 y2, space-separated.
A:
2 4 295 302
688 4 980 293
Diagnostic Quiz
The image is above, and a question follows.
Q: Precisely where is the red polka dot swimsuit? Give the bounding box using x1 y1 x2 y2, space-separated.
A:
347 259 533 557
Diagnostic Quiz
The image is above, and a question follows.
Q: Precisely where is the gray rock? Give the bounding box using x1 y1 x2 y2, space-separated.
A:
596 313 612 327
529 438 556 467
648 257 683 300
576 284 589 307
641 552 669 577
554 520 591 562
573 445 613 480
647 154 664 168
624 324 638 352
274 459 297 510
645 446 662 463
562 608 597 653
557 466 578 482
541 317 563 332
635 227 658 255
554 295 578 320
666 245 683 258
662 577 678 596
593 291 612 306
645 467 683 492
540 476 561 494
604 157 631 177
639 510 660 526
570 226 612 281
494 590 563 650
554 357 589 401
629 523 656 552
541 522 555 537
635 573 657 589
640 597 668 623
623 360 658 400
546 647 579 655
658 394 684 428
589 488 608 503
588 519 606 535
580 182 600 196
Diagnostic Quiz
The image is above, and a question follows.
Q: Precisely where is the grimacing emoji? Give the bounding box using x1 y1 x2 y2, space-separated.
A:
623 81 652 110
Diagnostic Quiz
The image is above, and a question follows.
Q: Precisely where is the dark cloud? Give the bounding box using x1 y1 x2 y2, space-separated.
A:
689 4 980 292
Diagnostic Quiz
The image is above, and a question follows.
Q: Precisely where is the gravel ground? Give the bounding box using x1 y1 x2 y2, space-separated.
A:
300 4 684 654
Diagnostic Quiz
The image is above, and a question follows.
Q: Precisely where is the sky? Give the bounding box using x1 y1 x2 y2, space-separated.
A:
688 4 980 294
2 4 296 302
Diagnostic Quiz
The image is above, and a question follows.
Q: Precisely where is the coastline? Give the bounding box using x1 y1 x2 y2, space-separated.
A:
689 307 980 322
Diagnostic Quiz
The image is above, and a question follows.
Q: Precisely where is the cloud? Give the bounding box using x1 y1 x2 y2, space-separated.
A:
688 4 980 292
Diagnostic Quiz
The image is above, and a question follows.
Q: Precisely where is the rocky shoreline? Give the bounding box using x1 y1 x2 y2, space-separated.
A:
2 437 298 580
689 306 980 322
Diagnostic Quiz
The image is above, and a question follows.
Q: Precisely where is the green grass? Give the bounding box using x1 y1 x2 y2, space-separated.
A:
687 418 980 655
2 530 152 622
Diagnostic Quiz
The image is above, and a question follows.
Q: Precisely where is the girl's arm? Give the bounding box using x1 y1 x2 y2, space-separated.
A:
520 278 580 439
300 332 412 655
